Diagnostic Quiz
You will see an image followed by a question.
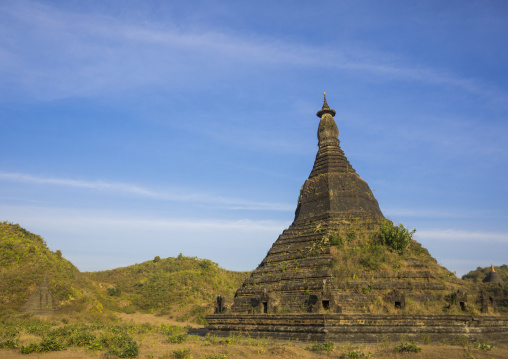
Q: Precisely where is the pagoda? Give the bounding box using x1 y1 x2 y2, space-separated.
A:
207 95 508 342
483 265 504 284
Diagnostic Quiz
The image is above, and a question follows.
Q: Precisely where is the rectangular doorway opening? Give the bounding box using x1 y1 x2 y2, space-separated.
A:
322 300 330 310
395 301 402 309
460 302 466 311
262 302 267 314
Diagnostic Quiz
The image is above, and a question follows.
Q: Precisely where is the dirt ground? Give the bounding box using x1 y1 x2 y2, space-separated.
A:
115 312 202 328
1 313 506 359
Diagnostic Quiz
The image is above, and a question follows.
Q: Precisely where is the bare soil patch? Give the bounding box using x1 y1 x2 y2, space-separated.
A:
116 312 202 328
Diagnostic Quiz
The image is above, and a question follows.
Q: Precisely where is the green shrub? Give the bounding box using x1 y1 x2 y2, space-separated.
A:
394 341 422 353
307 341 334 352
24 322 52 336
0 339 19 349
329 234 343 247
0 324 19 341
167 334 187 343
157 324 187 337
346 229 356 242
476 343 495 351
20 337 65 354
107 334 139 358
360 244 386 270
66 331 96 347
205 355 228 359
173 348 192 359
376 220 416 254
343 349 372 358
199 259 217 270
20 343 38 354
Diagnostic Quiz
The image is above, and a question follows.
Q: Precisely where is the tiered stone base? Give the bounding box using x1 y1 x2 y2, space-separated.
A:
207 313 508 343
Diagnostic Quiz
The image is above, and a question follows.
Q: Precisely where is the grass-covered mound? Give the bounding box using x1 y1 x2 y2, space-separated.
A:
326 220 457 281
0 222 82 314
84 255 250 323
318 219 477 314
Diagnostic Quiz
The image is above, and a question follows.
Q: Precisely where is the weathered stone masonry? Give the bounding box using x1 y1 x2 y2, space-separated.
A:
207 95 508 342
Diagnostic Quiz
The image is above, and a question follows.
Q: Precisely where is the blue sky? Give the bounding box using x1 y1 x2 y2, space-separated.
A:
1 0 507 276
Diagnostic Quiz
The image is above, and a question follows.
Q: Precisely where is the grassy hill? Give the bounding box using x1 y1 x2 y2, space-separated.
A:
462 264 508 283
83 255 250 323
0 221 82 314
0 221 250 323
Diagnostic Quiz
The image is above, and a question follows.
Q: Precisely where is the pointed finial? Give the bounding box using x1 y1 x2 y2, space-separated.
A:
316 92 336 118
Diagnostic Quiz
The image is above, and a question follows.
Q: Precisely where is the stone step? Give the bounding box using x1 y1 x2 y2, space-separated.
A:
268 240 326 255
253 257 333 275
235 279 327 296
263 248 331 264
357 270 436 279
244 269 333 286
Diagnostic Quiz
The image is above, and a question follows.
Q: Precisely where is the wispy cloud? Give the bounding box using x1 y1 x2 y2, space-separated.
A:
0 204 288 271
417 229 508 243
0 172 292 211
0 0 505 102
384 208 472 219
2 206 288 233
383 207 506 220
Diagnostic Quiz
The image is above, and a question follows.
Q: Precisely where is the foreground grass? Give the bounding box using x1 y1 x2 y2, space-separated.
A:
1 313 507 359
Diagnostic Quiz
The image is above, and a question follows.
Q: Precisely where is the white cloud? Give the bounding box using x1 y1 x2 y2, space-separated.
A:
384 207 472 219
0 172 293 211
0 205 287 232
0 0 505 102
0 204 288 271
417 229 508 243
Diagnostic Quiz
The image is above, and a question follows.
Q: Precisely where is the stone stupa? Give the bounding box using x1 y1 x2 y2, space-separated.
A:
207 95 508 342
19 274 57 315
483 265 504 284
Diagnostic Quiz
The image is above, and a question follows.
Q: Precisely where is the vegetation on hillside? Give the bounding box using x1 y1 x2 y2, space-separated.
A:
84 255 250 323
325 219 452 279
0 221 250 323
318 218 480 314
462 265 508 283
0 222 82 313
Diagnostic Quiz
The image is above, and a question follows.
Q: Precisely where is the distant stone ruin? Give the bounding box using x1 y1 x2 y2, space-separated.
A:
207 94 508 342
483 265 504 284
19 274 57 315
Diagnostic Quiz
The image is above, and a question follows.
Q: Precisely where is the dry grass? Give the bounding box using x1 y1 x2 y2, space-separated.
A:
2 313 507 359
1 335 507 359
116 312 202 329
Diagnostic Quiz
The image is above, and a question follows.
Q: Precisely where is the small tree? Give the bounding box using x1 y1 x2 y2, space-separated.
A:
153 256 160 263
376 220 416 254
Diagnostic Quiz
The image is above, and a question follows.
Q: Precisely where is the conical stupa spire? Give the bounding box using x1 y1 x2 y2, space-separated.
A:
316 92 336 118
295 95 384 221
